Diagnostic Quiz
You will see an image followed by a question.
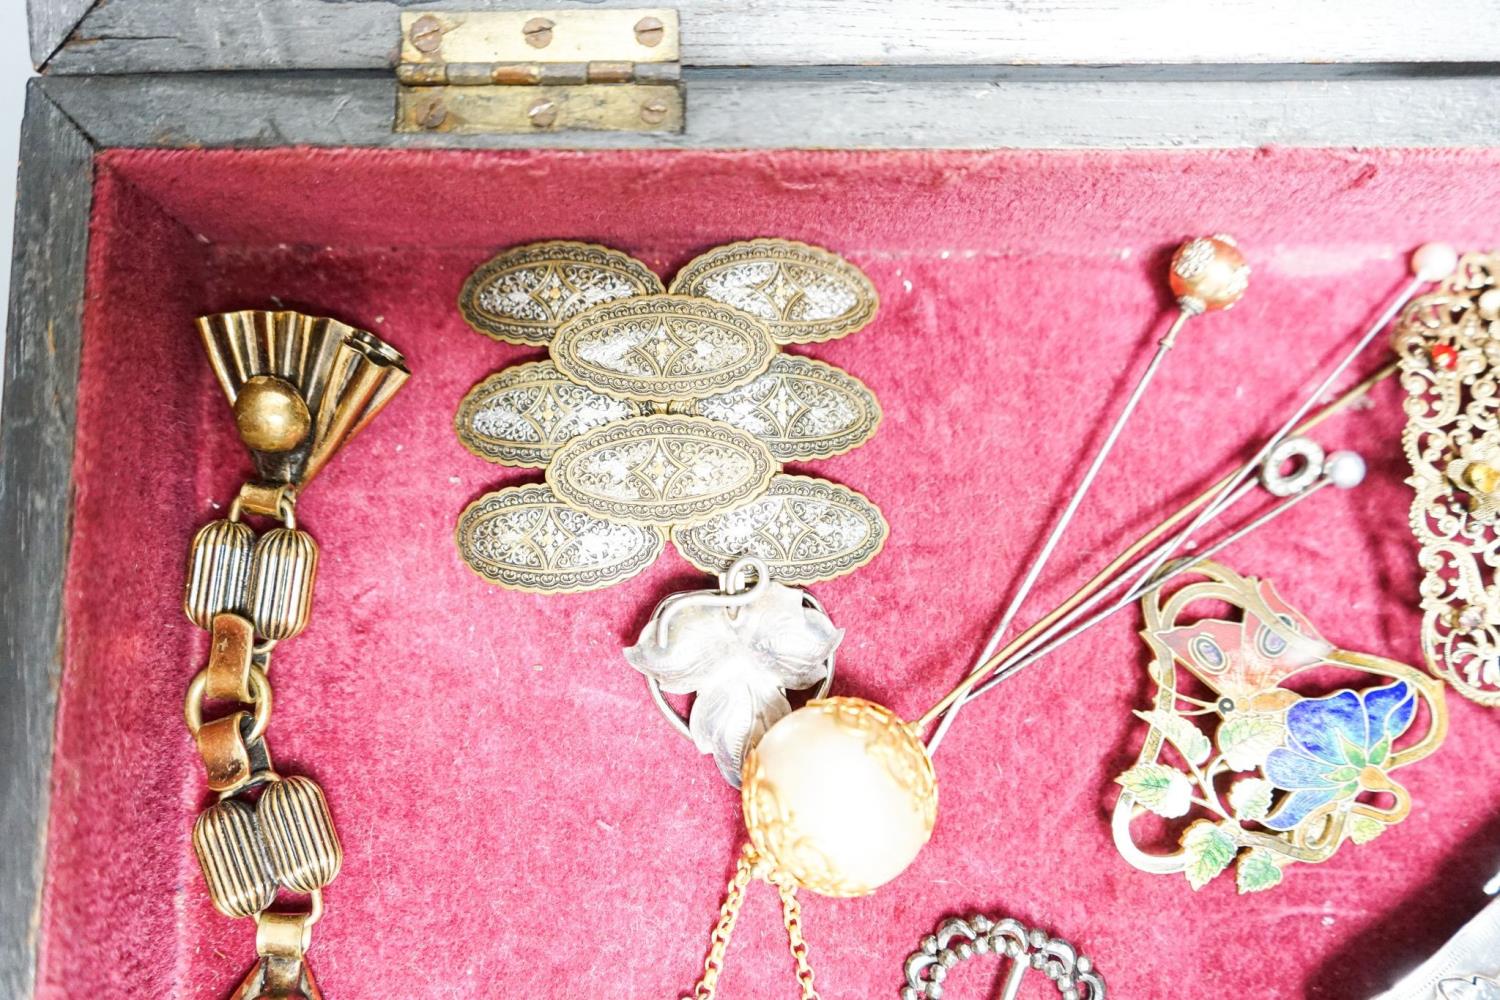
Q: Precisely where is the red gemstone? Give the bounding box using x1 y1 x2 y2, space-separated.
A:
1432 344 1459 369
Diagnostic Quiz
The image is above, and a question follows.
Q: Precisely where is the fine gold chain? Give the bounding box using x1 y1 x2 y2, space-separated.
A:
686 847 822 1000
775 875 820 1000
687 850 757 1000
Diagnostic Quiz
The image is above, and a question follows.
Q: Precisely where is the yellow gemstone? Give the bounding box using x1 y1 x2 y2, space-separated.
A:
1468 461 1500 495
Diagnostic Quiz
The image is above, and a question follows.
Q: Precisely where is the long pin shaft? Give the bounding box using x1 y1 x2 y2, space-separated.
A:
925 478 1254 751
1086 272 1425 647
969 478 1331 701
915 358 1398 735
943 308 1192 739
921 268 1423 735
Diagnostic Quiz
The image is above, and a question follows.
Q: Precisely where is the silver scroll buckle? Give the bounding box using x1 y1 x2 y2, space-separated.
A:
901 914 1105 1000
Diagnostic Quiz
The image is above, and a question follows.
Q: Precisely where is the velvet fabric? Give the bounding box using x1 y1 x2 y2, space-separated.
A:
37 147 1500 999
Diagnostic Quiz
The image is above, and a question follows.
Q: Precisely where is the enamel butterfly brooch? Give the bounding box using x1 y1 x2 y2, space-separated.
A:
1113 562 1448 892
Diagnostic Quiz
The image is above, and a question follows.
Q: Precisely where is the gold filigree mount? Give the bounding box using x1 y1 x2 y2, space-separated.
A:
550 293 778 404
1396 251 1500 705
678 354 883 462
671 474 888 585
456 483 666 593
454 360 650 467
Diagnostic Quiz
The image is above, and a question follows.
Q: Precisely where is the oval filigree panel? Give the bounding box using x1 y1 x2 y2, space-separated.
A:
668 239 878 344
455 361 650 467
681 355 881 461
459 241 664 345
547 415 778 526
455 484 665 593
550 295 776 404
671 474 888 585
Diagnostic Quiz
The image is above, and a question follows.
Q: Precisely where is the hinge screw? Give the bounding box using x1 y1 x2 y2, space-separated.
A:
528 99 559 128
523 17 555 48
639 98 669 125
408 14 443 54
416 98 448 130
634 16 665 47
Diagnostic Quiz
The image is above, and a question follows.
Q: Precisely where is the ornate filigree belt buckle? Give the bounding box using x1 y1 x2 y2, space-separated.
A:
1396 253 1500 705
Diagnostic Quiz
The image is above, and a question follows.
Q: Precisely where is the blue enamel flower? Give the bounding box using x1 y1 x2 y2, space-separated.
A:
1261 680 1416 832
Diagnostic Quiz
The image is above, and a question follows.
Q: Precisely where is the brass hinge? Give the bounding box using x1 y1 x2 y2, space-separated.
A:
395 9 683 135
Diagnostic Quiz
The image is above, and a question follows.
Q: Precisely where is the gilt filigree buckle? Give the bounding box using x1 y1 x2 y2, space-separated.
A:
677 354 882 462
1396 251 1500 705
668 238 879 345
455 361 650 468
547 414 778 527
550 293 779 403
454 484 666 593
457 240 664 345
672 474 888 585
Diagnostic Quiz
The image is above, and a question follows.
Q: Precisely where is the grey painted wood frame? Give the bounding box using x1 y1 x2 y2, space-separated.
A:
40 0 1500 76
26 0 93 70
0 81 96 1000
34 69 1500 149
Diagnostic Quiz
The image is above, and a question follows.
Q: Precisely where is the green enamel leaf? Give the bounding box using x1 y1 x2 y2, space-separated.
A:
1216 711 1287 771
1327 765 1360 784
1349 814 1386 845
1228 777 1274 821
1181 821 1238 890
1368 737 1390 767
1135 709 1212 767
1235 849 1285 894
1115 763 1193 818
1339 733 1368 768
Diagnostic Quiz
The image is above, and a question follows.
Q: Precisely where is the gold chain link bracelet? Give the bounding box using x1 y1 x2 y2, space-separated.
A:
181 311 408 998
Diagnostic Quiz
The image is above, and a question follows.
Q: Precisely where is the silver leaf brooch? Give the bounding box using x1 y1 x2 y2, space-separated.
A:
626 556 840 785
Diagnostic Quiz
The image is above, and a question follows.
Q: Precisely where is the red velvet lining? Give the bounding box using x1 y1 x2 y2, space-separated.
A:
40 147 1500 999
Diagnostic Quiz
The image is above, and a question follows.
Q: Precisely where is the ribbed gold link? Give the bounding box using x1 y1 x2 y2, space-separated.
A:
248 527 319 641
184 519 255 628
193 798 278 918
258 776 343 893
